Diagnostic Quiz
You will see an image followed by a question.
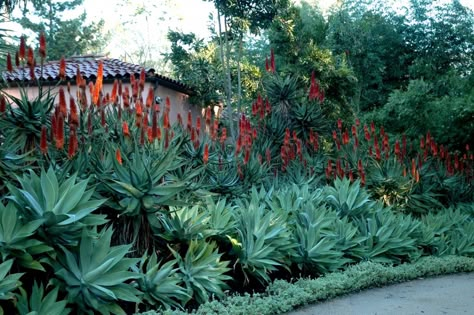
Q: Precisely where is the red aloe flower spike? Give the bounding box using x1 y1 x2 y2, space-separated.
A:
375 145 381 161
355 118 360 127
147 127 153 142
27 47 34 67
59 57 66 80
164 130 169 149
361 172 366 186
351 125 357 136
67 127 77 159
411 159 416 177
40 125 48 155
56 113 64 150
163 110 170 129
370 121 375 134
244 148 250 165
6 53 13 72
111 79 118 105
116 149 123 165
15 51 19 67
146 86 154 108
196 117 201 136
205 106 212 128
177 112 183 127
187 110 192 133
93 60 103 105
152 110 158 140
420 137 425 150
69 97 78 127
0 94 6 114
220 127 227 145
39 32 46 59
122 121 130 137
139 68 146 92
270 48 275 72
265 98 271 114
157 126 162 141
349 170 354 182
19 36 26 60
265 57 270 72
395 140 400 157
58 87 67 117
165 96 171 112
337 118 342 130
29 61 36 80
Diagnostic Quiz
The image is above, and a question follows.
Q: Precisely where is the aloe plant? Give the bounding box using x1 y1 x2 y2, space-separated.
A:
0 259 23 313
133 252 189 310
7 168 107 246
0 201 52 271
16 282 70 315
171 240 231 304
54 227 142 315
106 145 187 217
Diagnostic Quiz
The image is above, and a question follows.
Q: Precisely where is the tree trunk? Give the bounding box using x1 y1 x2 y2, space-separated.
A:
236 32 243 113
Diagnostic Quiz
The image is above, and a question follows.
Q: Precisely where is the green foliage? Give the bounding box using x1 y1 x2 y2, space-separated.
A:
233 189 295 284
16 0 106 60
54 227 142 315
171 240 231 305
0 259 23 312
16 282 71 315
133 252 189 310
0 201 51 271
7 168 107 246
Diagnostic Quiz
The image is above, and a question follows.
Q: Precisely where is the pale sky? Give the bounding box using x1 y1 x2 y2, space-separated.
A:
3 0 474 70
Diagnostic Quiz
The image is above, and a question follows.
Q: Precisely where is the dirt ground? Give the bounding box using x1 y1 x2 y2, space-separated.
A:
286 272 474 315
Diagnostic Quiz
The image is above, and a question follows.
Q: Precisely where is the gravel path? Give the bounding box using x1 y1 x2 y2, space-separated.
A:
285 272 474 315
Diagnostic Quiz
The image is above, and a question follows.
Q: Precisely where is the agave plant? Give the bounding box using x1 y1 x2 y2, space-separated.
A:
292 206 348 274
16 282 71 315
324 177 376 219
0 201 52 271
205 196 236 237
132 251 189 310
53 227 142 315
155 205 211 243
171 240 231 304
0 259 23 313
6 168 107 246
232 193 295 284
350 208 421 264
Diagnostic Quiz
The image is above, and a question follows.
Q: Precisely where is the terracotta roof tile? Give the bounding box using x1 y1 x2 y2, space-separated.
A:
2 56 190 92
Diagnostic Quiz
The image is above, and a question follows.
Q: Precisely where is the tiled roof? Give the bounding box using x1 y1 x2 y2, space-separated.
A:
2 56 190 92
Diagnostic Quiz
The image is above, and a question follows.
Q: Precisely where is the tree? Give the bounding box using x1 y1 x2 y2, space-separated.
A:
15 0 106 60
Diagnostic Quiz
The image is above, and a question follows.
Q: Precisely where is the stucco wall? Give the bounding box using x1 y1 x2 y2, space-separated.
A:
2 82 207 128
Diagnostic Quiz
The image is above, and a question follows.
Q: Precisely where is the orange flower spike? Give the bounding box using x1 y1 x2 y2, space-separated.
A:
122 121 130 137
58 87 67 117
411 159 416 177
147 127 153 142
39 32 46 59
111 79 118 104
59 57 66 80
146 86 154 108
6 53 13 72
139 68 146 91
177 112 183 126
187 110 192 132
93 60 103 105
196 116 201 135
157 126 162 140
69 97 79 127
56 113 65 150
203 144 209 164
115 148 123 165
40 125 48 155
